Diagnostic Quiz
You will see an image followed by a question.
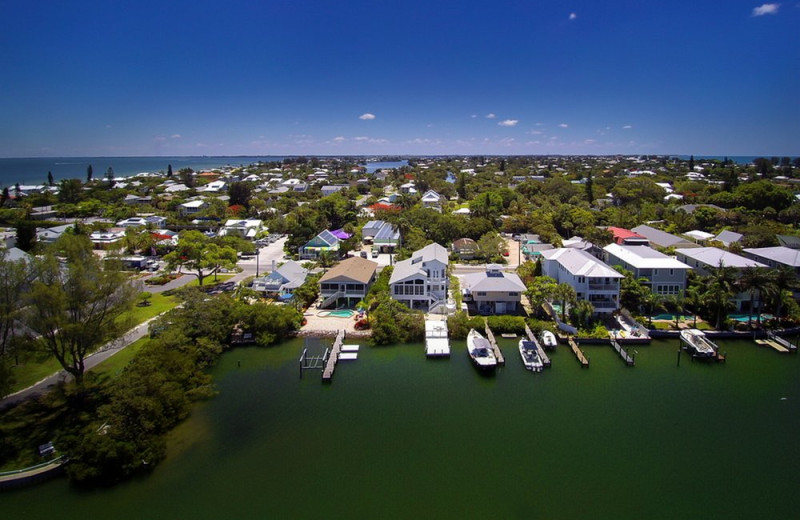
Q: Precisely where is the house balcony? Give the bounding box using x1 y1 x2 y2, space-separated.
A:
588 283 619 291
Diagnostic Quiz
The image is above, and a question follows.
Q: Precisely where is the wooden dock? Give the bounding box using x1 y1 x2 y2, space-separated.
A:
610 335 635 366
567 337 589 367
484 320 505 365
766 331 798 353
425 319 451 357
524 324 551 368
322 330 345 382
755 339 790 353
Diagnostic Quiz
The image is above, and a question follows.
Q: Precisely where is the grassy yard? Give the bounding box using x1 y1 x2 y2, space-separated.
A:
5 277 235 396
91 337 149 379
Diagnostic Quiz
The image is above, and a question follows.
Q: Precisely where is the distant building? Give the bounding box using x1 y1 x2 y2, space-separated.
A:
362 220 401 253
631 225 699 250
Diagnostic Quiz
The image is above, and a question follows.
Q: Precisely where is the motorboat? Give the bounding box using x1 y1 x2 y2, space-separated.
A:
540 330 558 349
467 329 497 370
518 339 544 372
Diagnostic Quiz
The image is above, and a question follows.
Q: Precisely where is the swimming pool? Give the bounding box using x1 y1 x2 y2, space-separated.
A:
317 309 356 318
651 314 694 321
728 314 774 322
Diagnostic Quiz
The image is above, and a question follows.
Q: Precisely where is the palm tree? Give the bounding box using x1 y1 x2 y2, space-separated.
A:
684 285 703 328
705 262 737 329
736 266 772 326
642 292 667 328
553 283 577 323
768 266 799 323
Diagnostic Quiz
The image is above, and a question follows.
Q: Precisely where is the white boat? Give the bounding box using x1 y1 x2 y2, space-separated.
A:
467 329 497 370
540 330 558 349
518 339 544 372
680 329 718 358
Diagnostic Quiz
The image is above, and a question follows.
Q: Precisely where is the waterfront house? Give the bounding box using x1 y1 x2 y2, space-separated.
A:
742 246 800 276
674 247 768 312
389 243 449 312
252 260 308 300
299 229 341 260
461 264 526 315
318 257 378 309
540 248 623 315
421 190 444 212
603 243 690 297
362 220 401 253
631 225 699 250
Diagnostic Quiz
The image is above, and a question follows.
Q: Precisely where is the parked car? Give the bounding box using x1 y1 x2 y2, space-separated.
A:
360 251 367 258
371 250 379 258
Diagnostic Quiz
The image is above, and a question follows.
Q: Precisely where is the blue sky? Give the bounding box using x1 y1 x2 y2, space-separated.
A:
1 0 797 157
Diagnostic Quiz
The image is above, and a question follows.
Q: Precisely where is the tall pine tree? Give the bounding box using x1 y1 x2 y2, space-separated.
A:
86 164 93 182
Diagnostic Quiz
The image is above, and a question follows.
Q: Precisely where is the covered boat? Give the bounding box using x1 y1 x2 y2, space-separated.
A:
467 329 497 370
518 339 544 372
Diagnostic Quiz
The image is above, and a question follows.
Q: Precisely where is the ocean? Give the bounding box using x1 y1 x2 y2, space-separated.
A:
0 156 760 188
0 157 286 187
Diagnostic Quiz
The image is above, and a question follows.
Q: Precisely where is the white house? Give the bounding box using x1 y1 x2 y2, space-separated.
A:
675 247 768 312
200 180 227 193
179 199 208 217
389 243 449 312
461 265 527 315
540 248 623 315
219 219 263 240
421 190 444 212
603 243 690 297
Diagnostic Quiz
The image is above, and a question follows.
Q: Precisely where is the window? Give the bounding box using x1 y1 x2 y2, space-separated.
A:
477 292 486 296
509 292 519 296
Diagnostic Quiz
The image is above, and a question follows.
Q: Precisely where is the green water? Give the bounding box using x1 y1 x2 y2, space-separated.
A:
3 337 800 519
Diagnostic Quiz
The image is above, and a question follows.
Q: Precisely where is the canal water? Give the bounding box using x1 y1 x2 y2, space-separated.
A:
2 337 799 518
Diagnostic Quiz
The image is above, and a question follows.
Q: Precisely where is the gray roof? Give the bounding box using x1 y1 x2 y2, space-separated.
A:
777 235 800 249
540 248 623 278
676 204 724 214
742 246 800 267
631 225 699 249
715 230 743 246
675 247 767 269
462 268 526 293
604 244 690 270
389 242 449 284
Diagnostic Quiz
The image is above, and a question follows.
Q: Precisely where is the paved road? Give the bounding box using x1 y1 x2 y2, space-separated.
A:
1 317 159 409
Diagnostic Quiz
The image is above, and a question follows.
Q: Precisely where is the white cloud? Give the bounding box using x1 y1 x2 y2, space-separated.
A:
486 113 497 119
498 119 519 127
471 114 478 118
559 123 569 128
359 113 376 120
332 136 346 142
752 3 780 15
170 134 182 139
569 12 577 20
527 130 543 135
622 125 633 129
354 136 387 144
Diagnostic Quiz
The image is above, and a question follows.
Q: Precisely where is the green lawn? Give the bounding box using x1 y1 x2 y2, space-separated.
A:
91 337 149 379
5 277 235 396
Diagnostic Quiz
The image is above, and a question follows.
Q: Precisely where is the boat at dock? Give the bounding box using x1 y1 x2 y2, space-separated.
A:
518 339 544 372
467 329 497 370
680 329 718 358
540 330 557 350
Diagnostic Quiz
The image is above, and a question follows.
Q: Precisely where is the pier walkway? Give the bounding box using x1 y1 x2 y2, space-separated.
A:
524 324 551 368
567 337 589 367
322 330 345 382
484 321 505 365
766 331 798 353
609 334 635 366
